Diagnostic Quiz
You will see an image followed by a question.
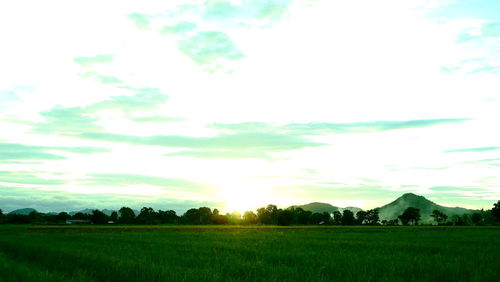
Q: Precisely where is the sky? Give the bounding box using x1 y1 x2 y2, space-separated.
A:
1 0 499 213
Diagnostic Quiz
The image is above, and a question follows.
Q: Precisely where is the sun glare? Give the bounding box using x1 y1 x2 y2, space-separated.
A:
219 181 270 214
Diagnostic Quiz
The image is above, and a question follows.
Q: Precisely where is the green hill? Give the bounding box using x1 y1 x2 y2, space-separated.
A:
8 208 36 215
295 202 339 213
378 193 478 223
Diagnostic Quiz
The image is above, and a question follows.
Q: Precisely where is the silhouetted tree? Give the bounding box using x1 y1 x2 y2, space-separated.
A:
398 207 421 225
157 210 178 224
451 214 466 226
277 209 294 226
182 207 213 224
199 207 213 224
137 207 156 224
332 211 342 225
365 209 380 225
309 212 329 225
492 201 500 222
28 210 44 224
182 208 201 224
430 210 448 225
356 210 367 225
56 212 71 223
481 209 496 225
471 213 482 225
341 210 355 225
0 209 4 224
211 209 228 224
72 212 88 220
462 214 472 225
257 205 278 224
296 208 312 225
90 210 107 224
6 214 30 224
242 211 257 224
109 211 118 223
387 219 399 226
266 205 279 224
118 207 136 224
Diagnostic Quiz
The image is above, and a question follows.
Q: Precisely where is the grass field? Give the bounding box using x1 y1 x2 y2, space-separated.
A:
0 225 498 281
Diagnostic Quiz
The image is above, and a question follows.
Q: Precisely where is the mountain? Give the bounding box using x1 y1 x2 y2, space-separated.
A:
377 193 478 223
9 208 37 215
296 202 339 213
295 203 364 214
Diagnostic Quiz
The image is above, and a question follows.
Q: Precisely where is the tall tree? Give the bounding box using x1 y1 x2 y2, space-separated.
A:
90 210 107 224
365 209 380 225
332 211 342 225
137 207 156 224
28 211 44 224
72 212 88 220
341 210 355 225
109 211 118 223
257 205 279 224
198 207 213 224
430 210 448 225
471 213 482 225
242 211 257 224
211 209 227 224
277 209 293 226
398 207 421 226
296 208 312 225
157 210 178 224
492 201 500 222
118 207 136 224
356 210 367 225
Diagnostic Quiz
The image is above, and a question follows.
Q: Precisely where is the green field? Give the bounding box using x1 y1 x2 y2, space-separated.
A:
0 225 498 281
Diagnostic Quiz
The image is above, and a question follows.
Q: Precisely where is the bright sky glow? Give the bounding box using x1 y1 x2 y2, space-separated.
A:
1 0 499 213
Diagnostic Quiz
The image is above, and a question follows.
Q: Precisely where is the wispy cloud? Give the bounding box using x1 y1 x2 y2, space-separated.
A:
33 89 170 134
203 0 293 22
179 31 244 72
35 106 101 134
445 146 500 153
429 186 484 192
78 131 323 153
165 149 274 159
126 0 298 72
0 142 109 163
161 21 198 35
73 54 114 66
80 72 123 84
83 173 210 192
0 171 65 186
212 118 470 135
127 13 151 29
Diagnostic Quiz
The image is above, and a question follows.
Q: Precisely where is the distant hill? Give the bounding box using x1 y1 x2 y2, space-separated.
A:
295 202 339 213
378 193 478 223
294 203 364 214
9 208 36 215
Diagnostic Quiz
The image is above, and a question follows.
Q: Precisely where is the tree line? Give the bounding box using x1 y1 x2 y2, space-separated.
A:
1 201 499 226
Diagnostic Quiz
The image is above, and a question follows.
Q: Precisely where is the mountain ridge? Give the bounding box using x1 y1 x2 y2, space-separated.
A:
293 193 479 223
